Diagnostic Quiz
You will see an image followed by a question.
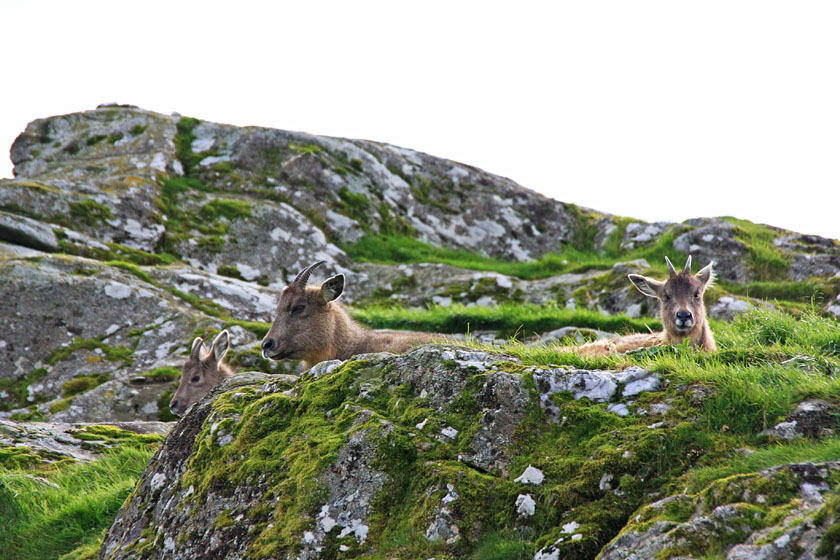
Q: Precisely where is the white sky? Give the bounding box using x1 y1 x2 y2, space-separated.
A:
2 1 839 240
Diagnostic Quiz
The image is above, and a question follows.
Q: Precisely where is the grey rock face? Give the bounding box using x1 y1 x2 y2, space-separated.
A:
0 210 60 252
708 296 761 321
0 250 220 421
597 462 840 560
673 219 752 282
621 222 676 250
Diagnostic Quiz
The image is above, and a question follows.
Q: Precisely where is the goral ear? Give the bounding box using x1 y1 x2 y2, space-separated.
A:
210 330 230 363
628 274 664 299
695 262 715 288
190 337 206 359
320 274 345 303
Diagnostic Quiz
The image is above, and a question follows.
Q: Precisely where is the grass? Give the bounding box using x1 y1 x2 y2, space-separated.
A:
350 302 661 338
465 307 840 438
342 229 686 280
3 304 838 559
681 438 840 494
0 446 158 560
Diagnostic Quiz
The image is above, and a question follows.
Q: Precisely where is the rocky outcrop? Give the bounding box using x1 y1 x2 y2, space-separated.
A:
100 346 670 560
2 105 839 427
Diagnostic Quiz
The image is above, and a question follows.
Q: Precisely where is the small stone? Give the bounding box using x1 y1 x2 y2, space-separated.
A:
514 465 545 485
441 426 459 440
562 521 580 533
515 493 535 517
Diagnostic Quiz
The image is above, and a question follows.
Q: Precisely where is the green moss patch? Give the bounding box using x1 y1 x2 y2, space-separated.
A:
44 338 133 367
67 199 113 227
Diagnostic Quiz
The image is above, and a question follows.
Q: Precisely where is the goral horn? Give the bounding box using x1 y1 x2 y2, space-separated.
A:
293 260 326 287
683 255 692 275
664 256 677 277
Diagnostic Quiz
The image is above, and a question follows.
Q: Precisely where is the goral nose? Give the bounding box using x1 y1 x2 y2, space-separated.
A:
261 339 275 352
675 310 693 327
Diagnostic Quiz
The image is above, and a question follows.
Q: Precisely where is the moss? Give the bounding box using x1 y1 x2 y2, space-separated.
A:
45 338 133 367
70 425 166 446
0 446 60 470
139 367 181 382
214 510 235 530
103 260 154 284
200 199 252 222
129 124 148 136
0 368 49 411
288 142 323 155
107 132 124 144
63 141 81 155
175 117 202 176
157 386 178 421
724 217 790 281
213 265 241 280
68 200 113 227
49 398 74 414
61 374 108 397
410 176 454 213
85 135 107 147
337 187 369 227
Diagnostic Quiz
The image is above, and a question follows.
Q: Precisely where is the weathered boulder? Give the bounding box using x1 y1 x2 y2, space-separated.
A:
100 345 669 560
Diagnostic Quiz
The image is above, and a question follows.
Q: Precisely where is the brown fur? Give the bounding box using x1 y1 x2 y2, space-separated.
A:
169 330 234 416
262 262 442 369
570 256 716 357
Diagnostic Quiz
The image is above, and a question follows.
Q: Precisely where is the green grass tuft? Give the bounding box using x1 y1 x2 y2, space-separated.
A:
0 446 158 560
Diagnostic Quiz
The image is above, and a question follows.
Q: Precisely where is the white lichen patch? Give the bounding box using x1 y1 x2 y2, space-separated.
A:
235 262 262 281
337 519 369 542
150 472 167 493
104 281 133 299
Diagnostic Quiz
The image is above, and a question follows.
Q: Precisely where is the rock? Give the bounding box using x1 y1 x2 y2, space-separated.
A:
673 219 752 282
826 293 840 319
534 326 617 346
0 419 171 466
0 210 59 252
709 295 758 321
621 222 675 250
776 234 840 282
761 399 837 440
99 345 668 559
599 462 840 560
514 465 545 485
0 251 222 421
515 493 536 517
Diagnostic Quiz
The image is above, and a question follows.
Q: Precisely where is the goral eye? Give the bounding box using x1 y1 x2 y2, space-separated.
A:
291 304 305 315
664 294 671 301
190 375 201 383
694 291 700 299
